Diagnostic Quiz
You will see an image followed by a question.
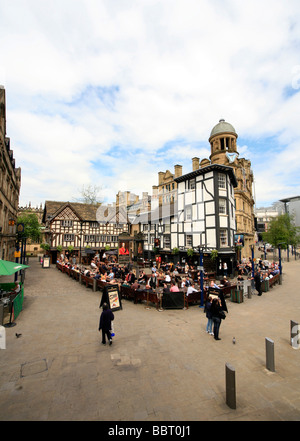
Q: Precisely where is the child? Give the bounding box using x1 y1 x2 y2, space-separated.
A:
99 303 114 345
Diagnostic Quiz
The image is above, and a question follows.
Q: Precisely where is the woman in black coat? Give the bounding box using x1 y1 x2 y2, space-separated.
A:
99 303 114 345
210 298 223 341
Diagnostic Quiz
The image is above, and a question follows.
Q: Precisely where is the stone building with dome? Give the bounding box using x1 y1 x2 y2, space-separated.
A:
207 119 255 259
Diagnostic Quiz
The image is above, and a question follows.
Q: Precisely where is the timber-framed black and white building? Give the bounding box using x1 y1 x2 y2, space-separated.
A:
135 163 238 274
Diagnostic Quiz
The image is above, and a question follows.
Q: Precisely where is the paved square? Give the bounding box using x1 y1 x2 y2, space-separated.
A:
0 258 300 421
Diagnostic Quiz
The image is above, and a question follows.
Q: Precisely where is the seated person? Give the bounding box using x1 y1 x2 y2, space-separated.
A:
90 259 97 270
131 281 140 291
220 277 231 287
138 271 147 284
185 277 192 287
149 273 158 290
209 280 219 289
165 272 171 283
170 281 179 292
12 282 21 295
100 272 108 281
187 283 198 295
107 271 115 280
163 283 170 293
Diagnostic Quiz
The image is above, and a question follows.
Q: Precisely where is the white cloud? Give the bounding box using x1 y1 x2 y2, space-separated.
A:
0 0 300 207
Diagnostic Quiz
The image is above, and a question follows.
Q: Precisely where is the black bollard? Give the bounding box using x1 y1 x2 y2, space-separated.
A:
225 363 236 409
265 338 275 372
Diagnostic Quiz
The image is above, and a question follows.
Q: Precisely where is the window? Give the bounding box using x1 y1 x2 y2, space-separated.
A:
186 235 193 247
220 229 227 247
64 234 74 242
164 236 171 249
219 199 227 214
185 206 192 221
61 220 73 227
84 235 96 242
189 179 196 190
164 224 170 233
218 174 226 189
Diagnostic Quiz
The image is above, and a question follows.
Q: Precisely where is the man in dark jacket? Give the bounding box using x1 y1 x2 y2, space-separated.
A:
254 270 262 296
99 303 114 345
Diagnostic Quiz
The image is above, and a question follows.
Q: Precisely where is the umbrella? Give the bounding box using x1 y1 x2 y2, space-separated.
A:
0 260 29 276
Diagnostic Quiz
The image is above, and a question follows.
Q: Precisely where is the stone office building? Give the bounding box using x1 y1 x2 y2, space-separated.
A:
0 86 21 261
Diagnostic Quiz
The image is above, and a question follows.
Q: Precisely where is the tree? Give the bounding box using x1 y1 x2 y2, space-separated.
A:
74 184 103 205
17 213 41 242
263 214 300 249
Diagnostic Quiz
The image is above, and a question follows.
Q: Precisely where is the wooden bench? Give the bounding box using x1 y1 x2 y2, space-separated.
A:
184 289 209 309
221 284 237 298
120 285 136 301
81 274 95 289
269 274 280 288
70 269 80 281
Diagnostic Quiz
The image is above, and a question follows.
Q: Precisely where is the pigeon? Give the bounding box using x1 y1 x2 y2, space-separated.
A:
232 337 236 344
15 333 22 338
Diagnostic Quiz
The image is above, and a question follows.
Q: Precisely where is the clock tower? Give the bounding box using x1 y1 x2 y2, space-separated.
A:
208 119 255 259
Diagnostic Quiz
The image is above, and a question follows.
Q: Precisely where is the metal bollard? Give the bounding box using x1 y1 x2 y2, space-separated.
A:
247 285 252 299
265 338 275 372
225 363 236 409
290 320 300 349
0 326 6 350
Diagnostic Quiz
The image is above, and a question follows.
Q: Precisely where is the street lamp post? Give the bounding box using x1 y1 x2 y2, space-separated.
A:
199 247 204 308
278 244 282 275
251 245 255 278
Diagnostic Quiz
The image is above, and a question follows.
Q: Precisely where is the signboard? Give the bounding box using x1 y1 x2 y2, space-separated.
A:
42 257 51 268
100 284 122 312
234 234 244 247
118 240 130 264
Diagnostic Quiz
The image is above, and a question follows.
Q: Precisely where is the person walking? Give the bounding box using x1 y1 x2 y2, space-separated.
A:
254 270 262 296
204 296 213 335
99 303 114 345
211 298 223 340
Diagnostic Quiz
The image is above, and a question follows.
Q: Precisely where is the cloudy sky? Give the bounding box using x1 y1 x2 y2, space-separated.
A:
1 0 300 209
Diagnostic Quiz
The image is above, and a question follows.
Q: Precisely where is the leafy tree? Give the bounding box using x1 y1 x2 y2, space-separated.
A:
263 214 300 249
17 213 41 242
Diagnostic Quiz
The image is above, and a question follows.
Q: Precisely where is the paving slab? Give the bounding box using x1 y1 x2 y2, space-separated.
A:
0 257 300 421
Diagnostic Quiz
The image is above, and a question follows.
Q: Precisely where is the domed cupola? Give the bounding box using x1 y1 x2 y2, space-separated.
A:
209 119 238 165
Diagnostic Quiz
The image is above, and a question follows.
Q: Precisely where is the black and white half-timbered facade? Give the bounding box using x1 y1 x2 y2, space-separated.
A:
42 201 128 263
173 164 237 253
135 164 238 274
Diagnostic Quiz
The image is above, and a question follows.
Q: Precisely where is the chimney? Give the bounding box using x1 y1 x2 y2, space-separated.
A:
158 172 164 185
174 165 182 178
192 157 200 171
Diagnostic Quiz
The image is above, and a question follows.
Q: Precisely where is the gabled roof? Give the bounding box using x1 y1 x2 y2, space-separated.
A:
42 201 102 223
